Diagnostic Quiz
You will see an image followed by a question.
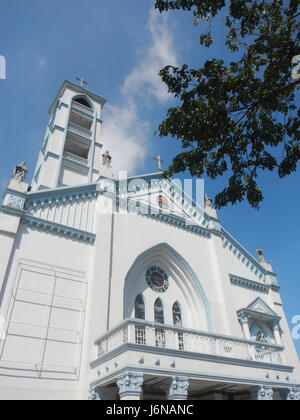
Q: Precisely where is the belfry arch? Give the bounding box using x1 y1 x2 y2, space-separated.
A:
123 243 213 332
72 93 94 109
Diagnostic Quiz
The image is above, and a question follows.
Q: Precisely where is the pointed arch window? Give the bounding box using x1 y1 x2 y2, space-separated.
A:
135 294 145 320
173 301 184 350
134 294 146 345
154 298 165 348
73 95 92 109
173 301 183 327
154 298 164 324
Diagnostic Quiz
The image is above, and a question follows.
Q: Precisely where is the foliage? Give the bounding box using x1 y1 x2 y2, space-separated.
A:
155 0 300 208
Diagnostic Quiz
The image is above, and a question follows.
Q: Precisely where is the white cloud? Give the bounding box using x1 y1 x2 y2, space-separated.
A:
101 9 178 175
102 100 150 175
122 10 178 104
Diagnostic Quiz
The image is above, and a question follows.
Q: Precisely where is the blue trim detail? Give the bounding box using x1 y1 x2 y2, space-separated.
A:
0 204 25 217
26 183 99 207
67 127 92 145
23 214 95 243
45 151 60 160
62 157 89 172
124 243 213 333
4 188 27 199
230 274 269 293
246 297 279 317
117 196 211 238
90 342 291 372
50 124 65 133
222 228 268 278
88 101 97 183
90 363 296 390
71 105 94 120
48 80 106 115
54 102 72 188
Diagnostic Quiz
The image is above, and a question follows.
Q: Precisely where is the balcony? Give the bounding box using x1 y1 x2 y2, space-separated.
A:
93 319 284 367
71 100 94 118
67 122 92 141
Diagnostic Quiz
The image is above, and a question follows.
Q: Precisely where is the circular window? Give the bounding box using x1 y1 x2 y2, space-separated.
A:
146 266 169 293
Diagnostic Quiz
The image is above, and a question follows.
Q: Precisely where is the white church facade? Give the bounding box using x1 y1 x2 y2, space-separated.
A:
0 80 299 400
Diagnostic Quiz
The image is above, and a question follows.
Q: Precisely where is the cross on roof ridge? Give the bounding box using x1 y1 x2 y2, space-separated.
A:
76 77 88 87
153 155 164 170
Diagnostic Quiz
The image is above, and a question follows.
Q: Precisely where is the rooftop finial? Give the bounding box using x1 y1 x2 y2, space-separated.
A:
153 155 164 171
205 194 213 209
256 247 266 264
76 77 88 88
102 150 112 168
13 162 28 183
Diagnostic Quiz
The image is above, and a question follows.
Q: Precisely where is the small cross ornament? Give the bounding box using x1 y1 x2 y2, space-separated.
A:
153 155 164 170
76 77 87 87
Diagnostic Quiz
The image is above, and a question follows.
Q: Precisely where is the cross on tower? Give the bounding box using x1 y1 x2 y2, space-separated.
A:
76 77 88 87
153 155 164 170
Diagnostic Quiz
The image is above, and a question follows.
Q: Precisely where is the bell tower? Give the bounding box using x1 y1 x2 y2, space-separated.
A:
31 79 106 191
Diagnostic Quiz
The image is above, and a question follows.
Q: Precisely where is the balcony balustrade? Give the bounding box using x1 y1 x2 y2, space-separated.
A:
68 122 92 140
71 101 94 117
63 151 89 167
95 319 284 366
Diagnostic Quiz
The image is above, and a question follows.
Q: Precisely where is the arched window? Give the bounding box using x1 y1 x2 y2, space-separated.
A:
134 295 146 345
173 301 183 327
173 301 184 350
154 298 165 348
154 298 164 324
135 294 145 320
73 95 92 109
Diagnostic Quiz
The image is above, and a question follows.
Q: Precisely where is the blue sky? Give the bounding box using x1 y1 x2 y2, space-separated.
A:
0 0 299 357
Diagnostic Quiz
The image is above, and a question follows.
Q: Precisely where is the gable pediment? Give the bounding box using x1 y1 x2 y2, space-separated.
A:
246 298 278 317
237 298 280 325
122 175 210 228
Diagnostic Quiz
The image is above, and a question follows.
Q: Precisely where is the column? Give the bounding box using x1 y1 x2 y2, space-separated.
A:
280 388 300 401
251 385 273 400
238 314 251 340
117 372 143 400
166 376 189 401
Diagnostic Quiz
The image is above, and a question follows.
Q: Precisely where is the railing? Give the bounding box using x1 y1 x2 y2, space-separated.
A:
68 122 92 140
63 151 89 167
95 319 284 366
71 101 94 117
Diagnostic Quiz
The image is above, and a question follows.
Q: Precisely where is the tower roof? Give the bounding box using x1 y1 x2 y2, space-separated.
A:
48 79 107 114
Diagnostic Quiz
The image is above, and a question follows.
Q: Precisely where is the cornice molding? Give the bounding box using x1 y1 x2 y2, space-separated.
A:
23 214 96 243
230 274 270 293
